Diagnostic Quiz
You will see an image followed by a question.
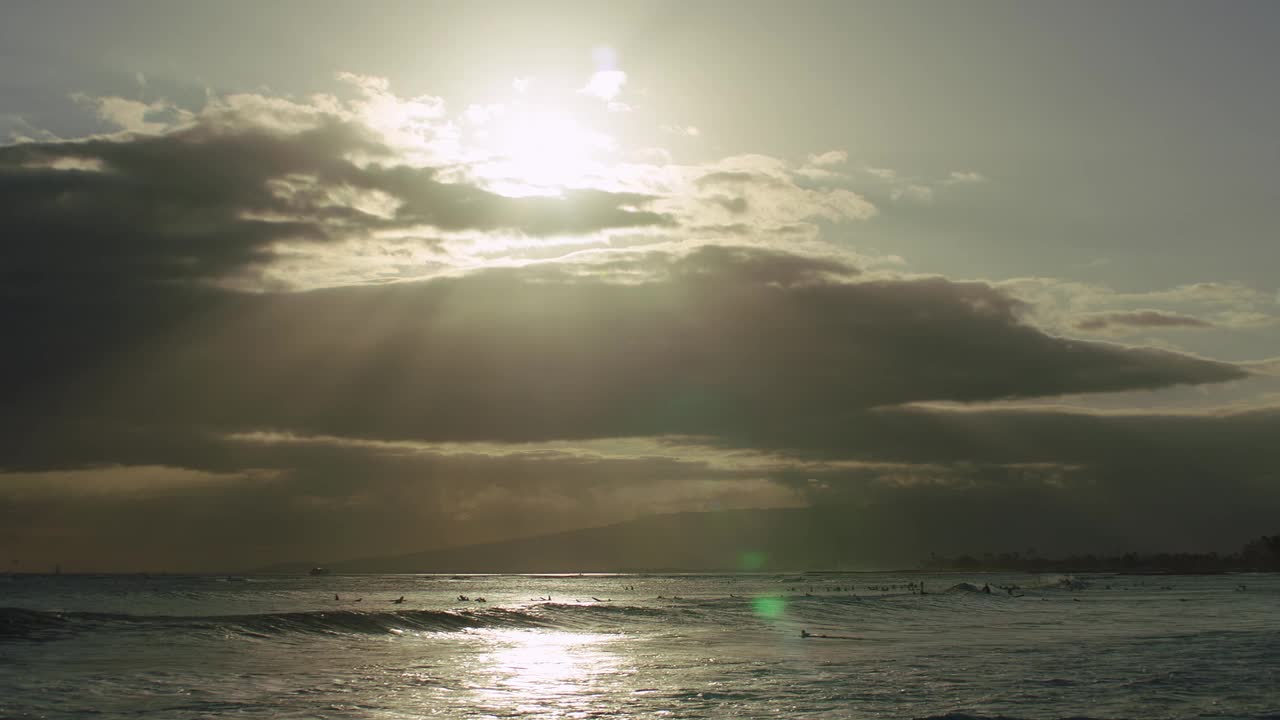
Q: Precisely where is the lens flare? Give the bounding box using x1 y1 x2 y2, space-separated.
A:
751 596 786 619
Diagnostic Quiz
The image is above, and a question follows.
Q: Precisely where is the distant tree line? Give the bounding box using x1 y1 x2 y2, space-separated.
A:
921 534 1280 573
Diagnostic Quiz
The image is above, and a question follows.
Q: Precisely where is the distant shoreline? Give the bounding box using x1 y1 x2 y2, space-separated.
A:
919 535 1280 575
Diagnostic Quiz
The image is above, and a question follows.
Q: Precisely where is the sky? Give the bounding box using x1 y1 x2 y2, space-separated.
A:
2 0 1279 572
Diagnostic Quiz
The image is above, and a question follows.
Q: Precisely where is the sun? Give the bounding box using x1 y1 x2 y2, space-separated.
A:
345 71 626 198
468 103 614 197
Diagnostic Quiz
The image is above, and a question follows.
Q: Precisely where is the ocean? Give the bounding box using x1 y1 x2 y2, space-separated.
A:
2 572 1277 719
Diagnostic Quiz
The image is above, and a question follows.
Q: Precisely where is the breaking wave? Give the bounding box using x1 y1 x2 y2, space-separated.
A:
1 606 558 640
2 589 1028 642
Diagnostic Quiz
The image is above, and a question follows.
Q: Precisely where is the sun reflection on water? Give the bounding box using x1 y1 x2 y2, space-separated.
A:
465 629 624 717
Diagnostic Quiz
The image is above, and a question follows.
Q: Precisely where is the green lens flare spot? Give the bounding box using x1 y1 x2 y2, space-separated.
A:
752 595 786 619
739 551 766 571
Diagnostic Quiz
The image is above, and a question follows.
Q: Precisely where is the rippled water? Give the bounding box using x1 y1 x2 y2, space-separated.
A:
3 572 1278 719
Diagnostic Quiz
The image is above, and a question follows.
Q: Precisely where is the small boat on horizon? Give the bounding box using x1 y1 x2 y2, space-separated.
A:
309 567 329 576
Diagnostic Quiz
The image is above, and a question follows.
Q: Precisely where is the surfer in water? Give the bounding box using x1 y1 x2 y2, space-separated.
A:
801 628 859 640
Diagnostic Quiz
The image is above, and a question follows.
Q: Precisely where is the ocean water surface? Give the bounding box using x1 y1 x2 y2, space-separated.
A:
2 572 1278 719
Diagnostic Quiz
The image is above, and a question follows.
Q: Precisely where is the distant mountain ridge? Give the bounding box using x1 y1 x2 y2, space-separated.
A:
251 506 1273 575
264 508 923 574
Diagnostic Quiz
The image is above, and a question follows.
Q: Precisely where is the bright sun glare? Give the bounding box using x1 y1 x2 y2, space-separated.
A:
471 629 619 709
353 59 627 198
473 105 611 196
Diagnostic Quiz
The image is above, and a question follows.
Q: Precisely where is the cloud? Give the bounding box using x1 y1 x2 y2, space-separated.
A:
807 150 848 167
75 95 194 134
0 465 274 497
580 70 627 101
0 114 670 292
891 183 934 203
853 165 988 205
795 150 850 180
686 158 877 228
0 428 805 571
660 124 700 137
1244 358 1280 376
1074 310 1215 334
3 81 905 289
6 398 1280 570
3 77 1273 572
2 246 1246 466
0 113 62 144
1000 277 1278 339
945 170 986 184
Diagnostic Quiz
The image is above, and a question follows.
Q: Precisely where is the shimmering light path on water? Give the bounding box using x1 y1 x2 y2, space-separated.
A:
3 572 1278 719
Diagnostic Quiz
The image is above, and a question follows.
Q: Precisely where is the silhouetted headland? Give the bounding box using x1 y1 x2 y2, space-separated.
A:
921 534 1280 574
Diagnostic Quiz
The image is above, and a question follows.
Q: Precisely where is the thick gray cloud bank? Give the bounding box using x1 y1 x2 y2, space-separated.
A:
0 119 1273 572
5 246 1245 445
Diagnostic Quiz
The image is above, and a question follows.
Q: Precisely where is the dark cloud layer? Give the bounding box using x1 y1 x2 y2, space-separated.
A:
0 115 1270 571
786 405 1280 558
1075 310 1214 333
0 118 668 292
5 404 1280 571
2 246 1246 452
3 237 1267 570
0 435 776 572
